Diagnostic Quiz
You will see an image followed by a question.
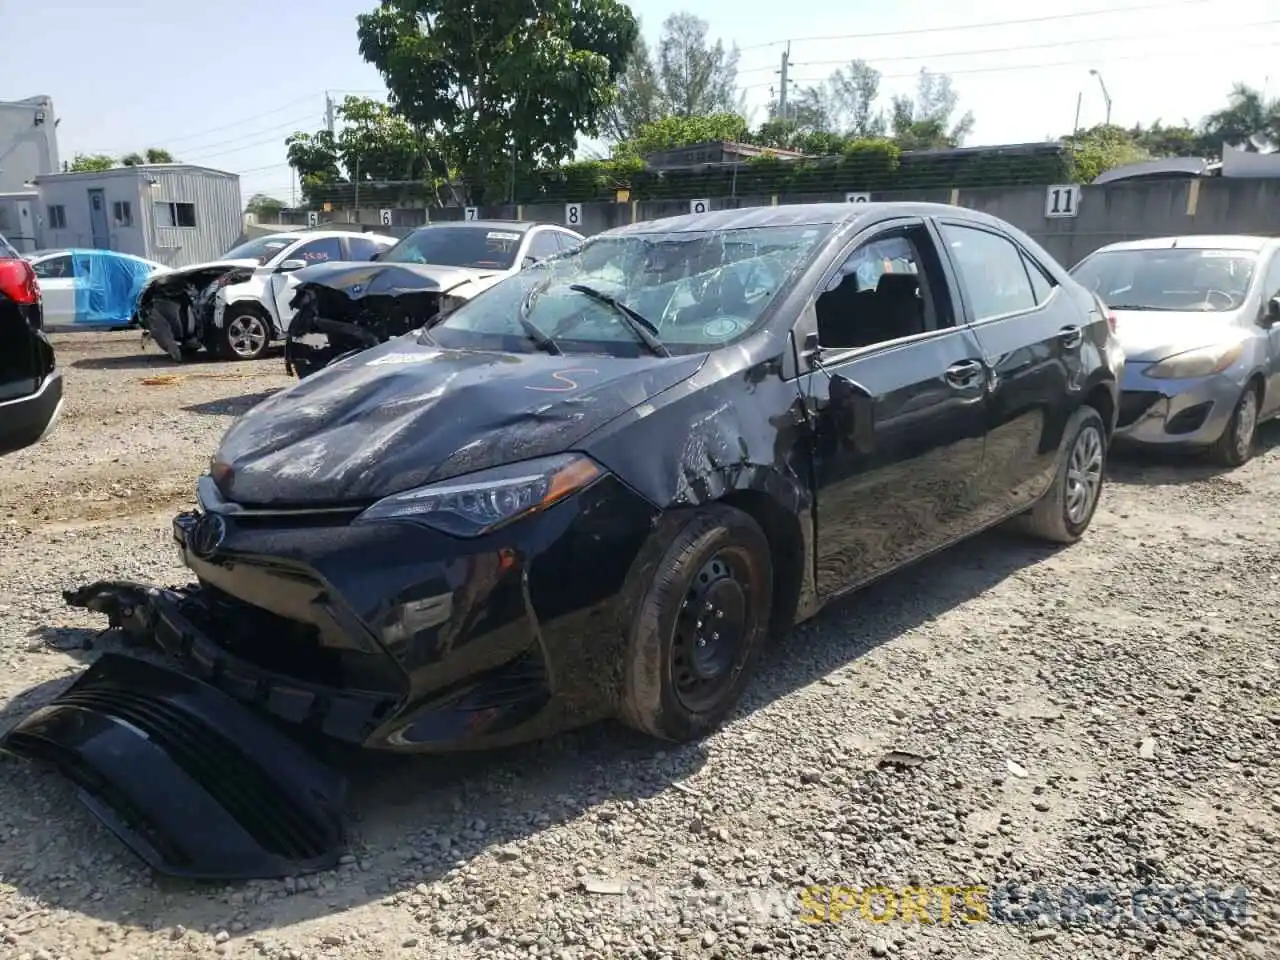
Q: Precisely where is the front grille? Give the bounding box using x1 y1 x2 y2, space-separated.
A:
1118 390 1163 428
50 686 333 863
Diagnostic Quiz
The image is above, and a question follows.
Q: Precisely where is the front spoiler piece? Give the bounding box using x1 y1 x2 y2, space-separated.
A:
0 652 348 880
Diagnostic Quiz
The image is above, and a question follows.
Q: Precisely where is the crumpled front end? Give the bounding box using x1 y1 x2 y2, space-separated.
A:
137 266 253 361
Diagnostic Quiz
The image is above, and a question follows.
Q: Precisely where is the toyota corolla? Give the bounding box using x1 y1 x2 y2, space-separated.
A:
5 203 1119 881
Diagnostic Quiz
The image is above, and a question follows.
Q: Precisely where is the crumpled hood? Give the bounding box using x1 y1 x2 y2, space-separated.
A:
291 260 500 298
1112 310 1245 362
214 334 706 505
161 257 260 279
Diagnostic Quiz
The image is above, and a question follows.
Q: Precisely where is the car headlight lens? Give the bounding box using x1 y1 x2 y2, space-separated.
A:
353 453 604 536
1143 342 1243 379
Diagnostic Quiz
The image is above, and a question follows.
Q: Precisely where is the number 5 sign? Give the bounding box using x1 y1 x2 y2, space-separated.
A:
565 203 582 227
1045 184 1081 218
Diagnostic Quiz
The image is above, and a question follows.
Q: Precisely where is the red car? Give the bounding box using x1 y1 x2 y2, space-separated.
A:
0 232 62 456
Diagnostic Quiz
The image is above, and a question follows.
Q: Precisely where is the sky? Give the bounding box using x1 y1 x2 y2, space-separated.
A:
1 0 1275 204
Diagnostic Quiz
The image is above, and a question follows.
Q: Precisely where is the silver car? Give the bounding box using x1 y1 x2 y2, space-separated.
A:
1070 235 1280 466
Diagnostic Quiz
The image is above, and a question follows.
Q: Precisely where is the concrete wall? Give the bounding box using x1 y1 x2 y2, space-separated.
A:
269 177 1280 269
0 97 58 194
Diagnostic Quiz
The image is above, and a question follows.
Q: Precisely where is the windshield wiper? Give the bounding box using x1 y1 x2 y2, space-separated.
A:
518 280 562 355
567 283 670 357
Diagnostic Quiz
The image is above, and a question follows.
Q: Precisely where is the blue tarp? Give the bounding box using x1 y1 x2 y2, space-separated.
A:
71 250 154 326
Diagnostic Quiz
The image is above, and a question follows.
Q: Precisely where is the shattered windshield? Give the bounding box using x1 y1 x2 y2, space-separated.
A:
1071 248 1258 313
221 236 297 265
425 224 832 356
380 225 523 270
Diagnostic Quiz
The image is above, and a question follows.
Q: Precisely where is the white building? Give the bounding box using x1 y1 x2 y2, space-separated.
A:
33 164 243 267
0 96 59 194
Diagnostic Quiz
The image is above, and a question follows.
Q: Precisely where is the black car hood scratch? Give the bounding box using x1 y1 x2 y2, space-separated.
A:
215 335 707 506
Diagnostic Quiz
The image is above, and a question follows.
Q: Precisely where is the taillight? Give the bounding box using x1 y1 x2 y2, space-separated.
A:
0 258 39 305
1106 311 1117 333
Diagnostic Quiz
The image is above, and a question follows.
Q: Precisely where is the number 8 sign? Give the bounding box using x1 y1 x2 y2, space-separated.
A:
565 203 582 227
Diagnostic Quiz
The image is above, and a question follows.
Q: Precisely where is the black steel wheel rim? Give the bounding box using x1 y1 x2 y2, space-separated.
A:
672 549 752 713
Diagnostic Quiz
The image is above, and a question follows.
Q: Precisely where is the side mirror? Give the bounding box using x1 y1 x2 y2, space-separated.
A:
1265 296 1280 327
369 251 382 262
828 373 875 455
521 256 539 269
278 259 307 272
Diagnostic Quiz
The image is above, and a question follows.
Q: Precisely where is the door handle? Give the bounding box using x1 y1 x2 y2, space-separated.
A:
944 359 983 388
1059 325 1083 349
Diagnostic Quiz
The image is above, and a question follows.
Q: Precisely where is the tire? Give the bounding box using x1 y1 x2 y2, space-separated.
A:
620 505 774 743
218 308 271 361
1009 405 1107 544
1207 385 1260 468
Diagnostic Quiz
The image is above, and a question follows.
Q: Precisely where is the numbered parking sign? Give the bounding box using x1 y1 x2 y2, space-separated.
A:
690 198 709 214
379 208 393 226
464 206 478 221
306 211 319 226
845 192 870 203
565 203 582 227
1045 184 1081 218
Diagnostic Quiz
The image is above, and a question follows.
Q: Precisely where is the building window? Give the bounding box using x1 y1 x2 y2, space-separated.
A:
47 205 67 229
153 201 197 228
112 201 133 227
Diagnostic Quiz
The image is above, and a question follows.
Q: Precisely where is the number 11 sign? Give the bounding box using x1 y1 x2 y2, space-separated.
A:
1045 184 1081 218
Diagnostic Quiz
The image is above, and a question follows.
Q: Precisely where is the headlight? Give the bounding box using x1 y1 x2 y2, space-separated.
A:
353 453 604 537
1143 342 1244 379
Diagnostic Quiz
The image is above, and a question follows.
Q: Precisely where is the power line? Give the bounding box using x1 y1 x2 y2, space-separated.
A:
736 0 1218 52
100 93 327 153
737 17 1280 76
179 115 321 163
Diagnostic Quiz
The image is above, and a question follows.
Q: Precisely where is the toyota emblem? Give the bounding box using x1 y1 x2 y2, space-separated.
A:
188 512 227 559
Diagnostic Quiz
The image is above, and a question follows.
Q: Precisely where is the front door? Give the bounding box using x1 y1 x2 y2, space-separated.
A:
87 189 109 249
933 219 1088 526
800 217 989 599
1257 248 1280 418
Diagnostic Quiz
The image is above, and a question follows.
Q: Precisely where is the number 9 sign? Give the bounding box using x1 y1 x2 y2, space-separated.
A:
690 198 708 214
845 192 870 203
565 203 582 227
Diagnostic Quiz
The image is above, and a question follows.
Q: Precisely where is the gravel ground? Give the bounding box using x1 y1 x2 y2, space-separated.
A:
1 330 1278 960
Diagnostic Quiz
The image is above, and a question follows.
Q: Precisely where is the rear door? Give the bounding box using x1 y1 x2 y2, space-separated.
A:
932 217 1088 525
797 216 990 599
1256 247 1280 418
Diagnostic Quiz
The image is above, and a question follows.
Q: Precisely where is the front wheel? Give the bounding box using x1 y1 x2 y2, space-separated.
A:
1207 385 1259 468
620 505 773 743
218 309 271 361
1009 405 1107 544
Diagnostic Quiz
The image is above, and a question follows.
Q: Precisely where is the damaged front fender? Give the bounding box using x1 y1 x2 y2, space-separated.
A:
0 652 348 880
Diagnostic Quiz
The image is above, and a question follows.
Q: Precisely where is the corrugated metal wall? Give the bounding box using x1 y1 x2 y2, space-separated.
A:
146 169 242 266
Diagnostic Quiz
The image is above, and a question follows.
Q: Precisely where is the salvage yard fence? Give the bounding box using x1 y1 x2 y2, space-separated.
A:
257 177 1280 271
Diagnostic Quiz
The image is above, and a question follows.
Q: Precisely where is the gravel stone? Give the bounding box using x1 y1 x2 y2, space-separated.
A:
0 332 1278 959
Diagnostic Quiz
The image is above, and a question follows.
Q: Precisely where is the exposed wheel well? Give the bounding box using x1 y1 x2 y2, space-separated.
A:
718 489 805 638
1085 383 1115 438
1246 371 1266 404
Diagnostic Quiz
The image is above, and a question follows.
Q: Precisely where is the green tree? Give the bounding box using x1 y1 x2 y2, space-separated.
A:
356 0 639 203
617 113 749 157
245 193 287 218
68 153 115 172
828 60 886 138
1129 121 1203 158
889 69 974 150
655 12 741 117
145 147 175 163
1063 124 1150 182
333 96 438 183
285 129 343 203
604 28 665 142
1201 82 1279 153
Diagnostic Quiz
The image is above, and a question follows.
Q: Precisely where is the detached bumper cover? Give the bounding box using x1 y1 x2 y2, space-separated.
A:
0 652 348 880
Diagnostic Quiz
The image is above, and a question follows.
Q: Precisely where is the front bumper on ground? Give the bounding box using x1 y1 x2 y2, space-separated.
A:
1113 365 1241 448
0 651 348 880
0 369 63 456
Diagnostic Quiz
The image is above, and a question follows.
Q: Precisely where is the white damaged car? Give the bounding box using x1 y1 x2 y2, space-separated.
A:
135 230 396 361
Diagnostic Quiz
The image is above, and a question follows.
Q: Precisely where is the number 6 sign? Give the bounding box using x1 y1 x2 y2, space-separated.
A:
565 203 582 227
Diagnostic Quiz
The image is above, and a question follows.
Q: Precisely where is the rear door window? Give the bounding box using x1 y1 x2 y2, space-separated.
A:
938 223 1037 322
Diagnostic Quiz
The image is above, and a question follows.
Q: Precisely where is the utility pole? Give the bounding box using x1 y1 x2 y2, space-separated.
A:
776 42 791 121
324 92 336 136
1089 69 1112 126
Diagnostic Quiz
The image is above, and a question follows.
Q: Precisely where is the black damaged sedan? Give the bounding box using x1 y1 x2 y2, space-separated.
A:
9 203 1121 879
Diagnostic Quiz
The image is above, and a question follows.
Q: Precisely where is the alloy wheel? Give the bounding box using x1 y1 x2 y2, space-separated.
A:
227 315 268 358
1065 424 1104 525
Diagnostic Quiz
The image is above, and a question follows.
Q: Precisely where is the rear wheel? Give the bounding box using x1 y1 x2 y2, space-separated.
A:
620 505 773 743
219 308 270 361
1009 405 1106 544
1208 385 1259 468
